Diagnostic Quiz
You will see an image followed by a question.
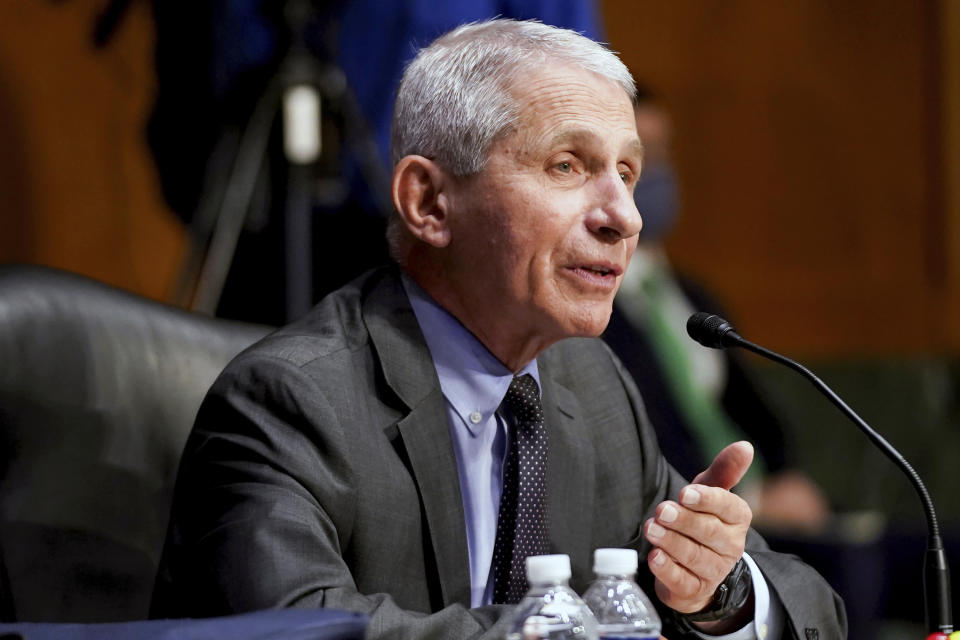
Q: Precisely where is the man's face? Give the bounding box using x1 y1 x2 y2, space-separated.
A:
442 65 643 354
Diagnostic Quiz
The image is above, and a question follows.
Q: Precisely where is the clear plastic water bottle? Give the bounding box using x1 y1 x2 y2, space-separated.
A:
505 554 599 640
581 548 661 639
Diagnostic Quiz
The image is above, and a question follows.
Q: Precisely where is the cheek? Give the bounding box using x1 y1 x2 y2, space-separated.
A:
478 190 576 286
465 225 532 295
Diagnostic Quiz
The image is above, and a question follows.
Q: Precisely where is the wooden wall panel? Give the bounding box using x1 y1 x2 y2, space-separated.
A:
0 0 184 301
943 0 960 350
603 1 948 357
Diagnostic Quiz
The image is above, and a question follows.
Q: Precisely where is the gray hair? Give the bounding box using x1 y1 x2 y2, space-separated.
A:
391 18 636 175
387 19 636 262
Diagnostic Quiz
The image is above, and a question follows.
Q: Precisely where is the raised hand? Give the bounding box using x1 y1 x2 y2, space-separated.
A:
644 441 754 617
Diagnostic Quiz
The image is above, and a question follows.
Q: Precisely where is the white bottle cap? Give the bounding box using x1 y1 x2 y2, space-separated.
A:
593 548 639 576
525 554 572 584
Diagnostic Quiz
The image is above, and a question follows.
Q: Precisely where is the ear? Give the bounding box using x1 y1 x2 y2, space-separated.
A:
391 155 451 248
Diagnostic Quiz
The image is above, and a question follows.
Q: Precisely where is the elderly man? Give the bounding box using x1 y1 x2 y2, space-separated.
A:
152 19 845 639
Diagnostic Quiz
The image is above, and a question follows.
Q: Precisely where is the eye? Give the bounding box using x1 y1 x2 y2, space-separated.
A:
556 161 572 173
618 162 638 185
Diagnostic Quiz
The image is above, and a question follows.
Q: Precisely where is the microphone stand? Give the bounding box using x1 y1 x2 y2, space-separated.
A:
687 313 953 637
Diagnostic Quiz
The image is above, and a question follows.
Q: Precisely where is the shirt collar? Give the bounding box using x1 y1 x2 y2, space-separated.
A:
402 273 540 436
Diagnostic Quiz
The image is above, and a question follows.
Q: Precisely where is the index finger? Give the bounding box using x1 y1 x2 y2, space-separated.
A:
677 484 752 526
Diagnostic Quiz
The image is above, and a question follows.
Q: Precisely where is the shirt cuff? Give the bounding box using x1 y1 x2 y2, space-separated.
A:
689 552 785 640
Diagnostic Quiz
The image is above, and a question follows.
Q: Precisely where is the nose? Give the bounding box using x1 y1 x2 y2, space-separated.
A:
586 172 643 243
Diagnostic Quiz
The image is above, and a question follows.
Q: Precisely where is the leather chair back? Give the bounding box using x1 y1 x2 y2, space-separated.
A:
0 265 271 622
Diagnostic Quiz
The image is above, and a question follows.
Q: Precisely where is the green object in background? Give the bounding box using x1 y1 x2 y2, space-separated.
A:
638 266 763 487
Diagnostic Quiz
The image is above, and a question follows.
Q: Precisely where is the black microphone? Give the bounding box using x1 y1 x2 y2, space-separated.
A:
687 312 953 636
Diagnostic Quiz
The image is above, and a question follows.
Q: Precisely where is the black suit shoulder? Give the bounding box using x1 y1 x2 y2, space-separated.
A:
230 268 380 367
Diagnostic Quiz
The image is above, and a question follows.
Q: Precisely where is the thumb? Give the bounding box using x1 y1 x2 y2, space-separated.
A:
692 441 755 490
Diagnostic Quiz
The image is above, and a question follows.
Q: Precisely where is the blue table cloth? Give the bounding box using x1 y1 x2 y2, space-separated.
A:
0 608 367 640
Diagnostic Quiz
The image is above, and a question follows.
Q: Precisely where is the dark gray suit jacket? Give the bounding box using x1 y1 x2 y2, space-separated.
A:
152 266 846 639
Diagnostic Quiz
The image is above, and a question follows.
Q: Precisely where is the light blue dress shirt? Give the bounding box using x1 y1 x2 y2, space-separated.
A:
402 275 783 639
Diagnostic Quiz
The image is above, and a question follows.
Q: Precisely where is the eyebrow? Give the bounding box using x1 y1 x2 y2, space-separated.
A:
626 139 645 165
542 128 644 166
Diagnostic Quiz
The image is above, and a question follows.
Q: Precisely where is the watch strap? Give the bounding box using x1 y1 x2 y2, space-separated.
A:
672 557 753 628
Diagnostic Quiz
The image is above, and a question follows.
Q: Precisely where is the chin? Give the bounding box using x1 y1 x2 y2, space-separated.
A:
557 304 613 339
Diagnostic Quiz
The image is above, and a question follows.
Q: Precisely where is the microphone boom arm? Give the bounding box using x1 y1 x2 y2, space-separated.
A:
687 313 952 634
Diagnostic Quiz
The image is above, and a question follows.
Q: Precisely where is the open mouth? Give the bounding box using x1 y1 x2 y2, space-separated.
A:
577 261 622 277
581 265 614 277
567 264 621 287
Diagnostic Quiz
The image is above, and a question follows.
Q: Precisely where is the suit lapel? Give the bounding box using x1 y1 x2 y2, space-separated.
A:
539 355 596 583
362 269 472 608
395 390 471 608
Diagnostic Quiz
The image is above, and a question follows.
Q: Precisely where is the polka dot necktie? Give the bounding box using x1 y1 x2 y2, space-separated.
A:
491 374 550 604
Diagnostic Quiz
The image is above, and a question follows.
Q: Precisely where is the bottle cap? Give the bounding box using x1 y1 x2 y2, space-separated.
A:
593 548 639 576
526 554 572 584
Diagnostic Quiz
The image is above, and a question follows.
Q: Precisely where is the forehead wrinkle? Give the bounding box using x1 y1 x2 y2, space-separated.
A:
505 69 639 162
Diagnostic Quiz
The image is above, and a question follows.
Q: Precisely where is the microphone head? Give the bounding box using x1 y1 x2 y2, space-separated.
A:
687 312 738 349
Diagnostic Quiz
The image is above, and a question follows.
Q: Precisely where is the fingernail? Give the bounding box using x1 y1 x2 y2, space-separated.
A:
681 488 701 506
651 550 666 567
660 503 678 523
647 522 666 539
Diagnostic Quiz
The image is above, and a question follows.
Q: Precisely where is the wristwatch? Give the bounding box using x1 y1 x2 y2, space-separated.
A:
672 557 753 629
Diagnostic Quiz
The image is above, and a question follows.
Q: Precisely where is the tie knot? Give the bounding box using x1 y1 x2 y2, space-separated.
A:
503 374 543 427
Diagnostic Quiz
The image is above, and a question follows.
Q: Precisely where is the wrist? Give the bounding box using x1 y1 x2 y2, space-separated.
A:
688 589 754 635
670 557 753 635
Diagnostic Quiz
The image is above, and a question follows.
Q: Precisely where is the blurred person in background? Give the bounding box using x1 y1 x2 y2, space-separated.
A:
601 88 915 637
603 87 830 533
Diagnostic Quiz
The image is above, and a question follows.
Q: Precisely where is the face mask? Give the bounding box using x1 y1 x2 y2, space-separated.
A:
633 164 679 243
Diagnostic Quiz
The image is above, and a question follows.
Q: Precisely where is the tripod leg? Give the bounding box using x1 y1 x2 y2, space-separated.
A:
192 82 283 315
170 131 238 308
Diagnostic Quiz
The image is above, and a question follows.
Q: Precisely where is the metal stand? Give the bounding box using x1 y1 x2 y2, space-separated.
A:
173 0 390 321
